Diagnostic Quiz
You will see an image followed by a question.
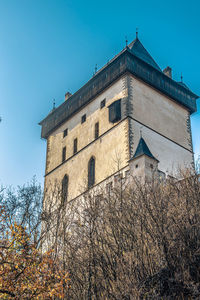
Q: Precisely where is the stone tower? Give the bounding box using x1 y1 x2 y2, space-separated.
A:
39 36 198 201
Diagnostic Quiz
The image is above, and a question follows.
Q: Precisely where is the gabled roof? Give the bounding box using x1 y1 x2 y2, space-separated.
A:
128 38 162 72
131 137 159 161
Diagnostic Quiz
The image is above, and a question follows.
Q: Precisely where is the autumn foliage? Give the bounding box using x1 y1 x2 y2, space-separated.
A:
0 206 69 299
1 171 200 299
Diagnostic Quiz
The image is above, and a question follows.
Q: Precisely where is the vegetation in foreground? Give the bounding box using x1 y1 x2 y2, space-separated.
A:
0 180 69 299
1 171 200 299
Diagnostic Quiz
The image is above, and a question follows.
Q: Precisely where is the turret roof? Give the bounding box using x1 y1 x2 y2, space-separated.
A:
131 137 159 161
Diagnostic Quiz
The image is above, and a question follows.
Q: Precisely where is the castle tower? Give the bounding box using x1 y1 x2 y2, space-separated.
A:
39 36 198 201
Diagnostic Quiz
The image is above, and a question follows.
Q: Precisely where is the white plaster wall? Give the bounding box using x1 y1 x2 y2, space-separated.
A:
129 75 191 151
131 119 193 177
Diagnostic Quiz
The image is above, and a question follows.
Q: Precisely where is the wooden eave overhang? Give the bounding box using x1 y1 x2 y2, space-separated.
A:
39 48 198 139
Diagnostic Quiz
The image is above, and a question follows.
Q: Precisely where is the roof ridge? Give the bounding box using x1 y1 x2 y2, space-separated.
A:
128 38 162 72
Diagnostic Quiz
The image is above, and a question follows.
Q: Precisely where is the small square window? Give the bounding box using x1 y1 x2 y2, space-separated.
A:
63 128 68 138
73 138 77 154
100 99 106 109
62 146 66 162
81 114 86 123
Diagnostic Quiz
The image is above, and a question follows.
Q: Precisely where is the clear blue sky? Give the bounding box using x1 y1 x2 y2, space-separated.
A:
0 0 199 187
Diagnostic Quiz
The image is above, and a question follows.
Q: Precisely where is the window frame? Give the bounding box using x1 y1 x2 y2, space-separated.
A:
100 98 106 109
61 174 68 202
63 128 68 138
81 114 86 124
108 99 121 123
88 156 95 188
94 122 99 139
62 146 66 162
73 138 78 154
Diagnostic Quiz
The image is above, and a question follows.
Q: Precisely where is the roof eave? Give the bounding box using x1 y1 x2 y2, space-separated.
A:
129 153 160 162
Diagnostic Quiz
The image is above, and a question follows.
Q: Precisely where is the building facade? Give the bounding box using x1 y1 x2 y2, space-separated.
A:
40 37 198 201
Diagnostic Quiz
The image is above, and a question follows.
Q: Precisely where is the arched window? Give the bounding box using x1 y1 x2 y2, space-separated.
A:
61 174 68 202
88 157 95 188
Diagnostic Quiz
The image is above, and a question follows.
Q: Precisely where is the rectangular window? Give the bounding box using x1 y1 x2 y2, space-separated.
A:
88 157 95 188
62 146 66 162
73 138 77 154
63 128 68 138
81 114 86 123
100 98 106 109
94 122 99 139
108 99 121 123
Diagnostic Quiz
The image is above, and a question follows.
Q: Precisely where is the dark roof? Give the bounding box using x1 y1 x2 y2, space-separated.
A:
39 38 198 139
131 137 158 161
178 81 190 90
128 38 162 72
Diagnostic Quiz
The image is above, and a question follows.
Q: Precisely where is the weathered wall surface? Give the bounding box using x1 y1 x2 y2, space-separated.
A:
45 119 128 200
131 120 194 177
46 76 128 174
129 154 158 183
129 75 192 151
43 72 194 201
44 76 129 200
125 75 194 176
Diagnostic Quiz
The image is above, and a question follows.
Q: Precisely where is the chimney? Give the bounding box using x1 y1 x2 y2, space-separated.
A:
65 92 72 101
163 66 172 79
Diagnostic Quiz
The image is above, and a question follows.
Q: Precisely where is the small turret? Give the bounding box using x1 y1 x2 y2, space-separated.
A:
129 137 159 183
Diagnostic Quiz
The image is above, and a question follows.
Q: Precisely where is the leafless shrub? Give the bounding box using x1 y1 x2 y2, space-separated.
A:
50 170 200 299
2 170 200 299
0 177 42 245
